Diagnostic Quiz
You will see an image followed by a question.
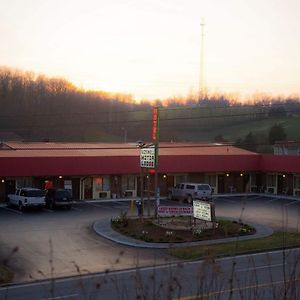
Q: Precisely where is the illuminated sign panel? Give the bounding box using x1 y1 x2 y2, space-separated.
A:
158 206 193 217
193 200 213 221
140 147 156 168
152 107 159 142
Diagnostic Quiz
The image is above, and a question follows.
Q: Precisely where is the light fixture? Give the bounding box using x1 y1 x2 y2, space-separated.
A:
59 176 63 179
240 173 243 177
1 179 4 183
282 174 286 178
226 173 229 177
163 174 167 179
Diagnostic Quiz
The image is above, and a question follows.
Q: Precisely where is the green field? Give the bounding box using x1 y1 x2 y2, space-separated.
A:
166 117 300 144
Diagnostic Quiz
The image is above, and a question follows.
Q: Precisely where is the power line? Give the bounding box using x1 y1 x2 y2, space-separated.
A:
0 107 298 131
0 101 299 119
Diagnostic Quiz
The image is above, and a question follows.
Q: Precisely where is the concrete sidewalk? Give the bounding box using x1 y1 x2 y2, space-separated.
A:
93 218 274 249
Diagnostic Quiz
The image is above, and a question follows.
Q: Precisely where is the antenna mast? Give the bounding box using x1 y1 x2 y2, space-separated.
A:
199 18 205 102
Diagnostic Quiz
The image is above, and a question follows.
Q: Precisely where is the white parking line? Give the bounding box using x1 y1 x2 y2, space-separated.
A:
237 263 286 272
266 198 280 203
0 206 23 215
42 294 78 300
285 200 300 206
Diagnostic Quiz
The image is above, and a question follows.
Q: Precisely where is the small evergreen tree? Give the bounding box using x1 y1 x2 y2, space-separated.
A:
268 124 287 145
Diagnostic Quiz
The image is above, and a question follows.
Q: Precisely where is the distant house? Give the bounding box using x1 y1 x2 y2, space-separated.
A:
273 141 300 155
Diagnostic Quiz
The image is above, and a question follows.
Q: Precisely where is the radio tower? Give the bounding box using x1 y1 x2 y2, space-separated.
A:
199 18 205 102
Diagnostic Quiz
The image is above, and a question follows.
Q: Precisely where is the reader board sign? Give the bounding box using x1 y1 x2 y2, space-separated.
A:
158 206 193 217
140 147 156 168
193 200 213 222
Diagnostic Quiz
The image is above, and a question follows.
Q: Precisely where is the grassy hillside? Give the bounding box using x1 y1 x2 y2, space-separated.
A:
162 116 300 144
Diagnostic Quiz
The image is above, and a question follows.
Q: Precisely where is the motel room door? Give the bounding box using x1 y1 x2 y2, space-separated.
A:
217 175 225 194
83 177 93 200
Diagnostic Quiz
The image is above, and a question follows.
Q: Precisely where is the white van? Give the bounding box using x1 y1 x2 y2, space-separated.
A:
168 182 213 203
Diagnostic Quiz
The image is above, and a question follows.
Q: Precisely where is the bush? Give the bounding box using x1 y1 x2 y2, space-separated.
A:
111 211 128 227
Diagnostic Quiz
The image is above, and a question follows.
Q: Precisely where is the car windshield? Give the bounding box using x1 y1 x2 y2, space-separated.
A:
197 185 211 191
25 190 44 197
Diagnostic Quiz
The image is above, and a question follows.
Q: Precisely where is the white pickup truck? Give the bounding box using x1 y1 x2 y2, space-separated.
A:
168 182 213 203
8 188 45 211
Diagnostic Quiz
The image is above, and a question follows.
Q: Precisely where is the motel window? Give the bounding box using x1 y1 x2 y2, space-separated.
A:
250 174 257 186
122 176 136 190
205 174 216 187
267 174 276 187
16 177 33 188
174 174 187 185
95 176 110 191
294 176 300 189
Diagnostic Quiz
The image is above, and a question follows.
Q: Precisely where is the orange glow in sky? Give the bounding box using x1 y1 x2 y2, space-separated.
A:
0 0 299 100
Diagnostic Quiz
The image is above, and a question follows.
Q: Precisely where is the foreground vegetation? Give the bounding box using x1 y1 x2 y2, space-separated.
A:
0 265 14 284
170 232 300 260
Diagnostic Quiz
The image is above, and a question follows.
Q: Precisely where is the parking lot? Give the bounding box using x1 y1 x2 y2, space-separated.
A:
1 195 300 283
213 194 300 231
0 200 173 283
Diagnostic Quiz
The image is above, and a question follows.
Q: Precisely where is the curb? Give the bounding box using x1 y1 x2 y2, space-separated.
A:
93 218 274 249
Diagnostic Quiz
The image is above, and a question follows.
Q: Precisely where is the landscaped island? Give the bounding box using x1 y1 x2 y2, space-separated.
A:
111 214 255 243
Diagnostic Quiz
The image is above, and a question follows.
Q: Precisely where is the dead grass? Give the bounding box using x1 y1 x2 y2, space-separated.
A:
0 264 14 284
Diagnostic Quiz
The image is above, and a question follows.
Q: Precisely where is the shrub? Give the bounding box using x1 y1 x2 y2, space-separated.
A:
111 211 128 227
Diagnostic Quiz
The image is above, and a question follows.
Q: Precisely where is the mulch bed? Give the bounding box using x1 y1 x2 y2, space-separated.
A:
111 216 255 243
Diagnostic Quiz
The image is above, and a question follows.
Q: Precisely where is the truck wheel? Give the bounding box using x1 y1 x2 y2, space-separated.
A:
18 201 23 211
187 195 193 204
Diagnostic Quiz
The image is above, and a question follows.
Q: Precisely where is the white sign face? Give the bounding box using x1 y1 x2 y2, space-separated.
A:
158 206 193 217
193 200 212 221
140 147 156 168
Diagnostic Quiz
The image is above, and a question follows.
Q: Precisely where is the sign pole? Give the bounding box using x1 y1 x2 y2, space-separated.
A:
140 167 144 217
152 106 160 218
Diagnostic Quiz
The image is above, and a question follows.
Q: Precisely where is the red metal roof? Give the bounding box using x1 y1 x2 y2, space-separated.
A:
0 142 299 177
0 142 256 157
260 155 300 173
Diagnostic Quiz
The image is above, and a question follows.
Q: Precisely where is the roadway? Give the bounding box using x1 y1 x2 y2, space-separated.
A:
0 194 300 299
1 248 299 299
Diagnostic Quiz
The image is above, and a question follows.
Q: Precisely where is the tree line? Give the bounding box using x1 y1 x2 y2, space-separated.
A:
0 66 299 151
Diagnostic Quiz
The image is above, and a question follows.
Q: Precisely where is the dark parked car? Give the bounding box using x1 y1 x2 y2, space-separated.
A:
45 188 72 209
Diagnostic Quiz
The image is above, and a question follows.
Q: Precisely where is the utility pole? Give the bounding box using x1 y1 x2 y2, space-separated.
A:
199 18 205 102
152 107 160 218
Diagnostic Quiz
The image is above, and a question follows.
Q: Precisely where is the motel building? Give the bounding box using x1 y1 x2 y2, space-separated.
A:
1 141 300 202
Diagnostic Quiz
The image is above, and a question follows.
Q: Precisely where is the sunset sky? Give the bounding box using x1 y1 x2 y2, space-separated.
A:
1 0 299 101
